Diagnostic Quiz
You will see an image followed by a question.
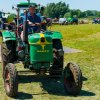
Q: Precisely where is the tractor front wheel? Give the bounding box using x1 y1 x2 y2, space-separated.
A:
50 39 64 76
4 63 18 97
63 62 82 95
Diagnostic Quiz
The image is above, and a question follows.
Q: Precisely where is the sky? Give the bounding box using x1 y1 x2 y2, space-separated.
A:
0 0 100 13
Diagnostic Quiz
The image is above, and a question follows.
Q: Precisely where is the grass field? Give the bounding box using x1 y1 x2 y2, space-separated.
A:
0 24 100 100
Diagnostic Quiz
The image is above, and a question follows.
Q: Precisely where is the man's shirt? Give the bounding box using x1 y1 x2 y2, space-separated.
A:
23 13 41 32
27 13 41 32
28 13 41 23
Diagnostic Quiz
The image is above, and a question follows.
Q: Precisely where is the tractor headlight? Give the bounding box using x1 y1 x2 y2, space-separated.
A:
41 37 45 43
58 49 64 56
18 50 25 59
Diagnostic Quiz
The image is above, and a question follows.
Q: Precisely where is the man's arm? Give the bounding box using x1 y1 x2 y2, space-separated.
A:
34 15 41 26
28 20 41 26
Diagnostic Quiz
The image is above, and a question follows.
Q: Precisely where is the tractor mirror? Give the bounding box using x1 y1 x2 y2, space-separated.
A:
8 12 10 14
12 6 14 10
40 7 45 15
3 13 5 16
41 7 45 12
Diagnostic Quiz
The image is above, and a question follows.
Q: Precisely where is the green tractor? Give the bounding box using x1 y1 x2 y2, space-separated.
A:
1 2 82 97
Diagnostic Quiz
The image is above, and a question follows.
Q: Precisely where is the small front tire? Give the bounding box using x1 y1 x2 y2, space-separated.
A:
4 63 18 97
63 62 82 95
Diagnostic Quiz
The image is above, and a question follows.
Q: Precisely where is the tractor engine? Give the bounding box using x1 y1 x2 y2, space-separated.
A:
28 33 53 71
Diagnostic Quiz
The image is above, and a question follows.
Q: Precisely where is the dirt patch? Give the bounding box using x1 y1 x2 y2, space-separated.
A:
63 46 83 53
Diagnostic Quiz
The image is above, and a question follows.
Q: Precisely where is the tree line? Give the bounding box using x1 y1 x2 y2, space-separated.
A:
44 1 100 18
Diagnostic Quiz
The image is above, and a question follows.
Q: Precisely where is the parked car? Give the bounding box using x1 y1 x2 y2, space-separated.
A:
59 18 67 25
92 18 100 24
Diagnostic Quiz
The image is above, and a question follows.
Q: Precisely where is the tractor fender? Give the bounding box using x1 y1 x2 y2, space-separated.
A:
2 31 16 42
45 31 63 39
51 31 63 39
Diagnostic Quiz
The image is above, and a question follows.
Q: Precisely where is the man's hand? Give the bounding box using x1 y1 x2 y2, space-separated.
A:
28 20 41 26
35 23 41 26
28 21 33 25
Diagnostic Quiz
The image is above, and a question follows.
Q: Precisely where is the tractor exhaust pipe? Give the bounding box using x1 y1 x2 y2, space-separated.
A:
23 10 28 43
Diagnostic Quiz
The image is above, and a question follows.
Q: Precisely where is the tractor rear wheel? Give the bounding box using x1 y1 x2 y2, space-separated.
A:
50 39 64 76
1 40 16 78
63 62 82 95
4 63 18 97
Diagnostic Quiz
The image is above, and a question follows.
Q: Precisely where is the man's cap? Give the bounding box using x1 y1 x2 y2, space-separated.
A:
23 9 26 12
29 4 37 8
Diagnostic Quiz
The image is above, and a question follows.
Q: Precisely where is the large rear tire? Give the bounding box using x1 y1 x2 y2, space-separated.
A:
1 40 16 78
4 63 18 97
63 62 82 95
50 39 64 76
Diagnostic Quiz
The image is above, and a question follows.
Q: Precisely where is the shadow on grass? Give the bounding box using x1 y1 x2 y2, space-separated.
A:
79 90 95 96
14 92 33 99
17 75 95 97
82 76 88 81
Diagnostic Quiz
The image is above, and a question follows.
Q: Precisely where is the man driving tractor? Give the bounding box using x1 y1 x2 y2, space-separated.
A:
25 4 41 32
21 4 41 40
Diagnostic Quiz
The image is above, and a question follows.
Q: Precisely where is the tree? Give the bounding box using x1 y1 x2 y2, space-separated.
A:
97 12 100 17
64 12 71 18
70 9 81 17
44 1 100 18
85 10 94 16
80 12 87 18
44 2 70 18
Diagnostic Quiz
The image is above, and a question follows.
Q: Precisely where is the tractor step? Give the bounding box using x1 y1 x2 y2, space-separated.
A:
18 70 62 78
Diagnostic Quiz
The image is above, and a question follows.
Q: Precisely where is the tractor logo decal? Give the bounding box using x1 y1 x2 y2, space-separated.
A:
37 33 50 52
29 33 52 52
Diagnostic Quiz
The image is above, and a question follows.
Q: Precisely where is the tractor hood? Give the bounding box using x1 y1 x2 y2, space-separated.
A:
28 33 53 64
28 33 52 45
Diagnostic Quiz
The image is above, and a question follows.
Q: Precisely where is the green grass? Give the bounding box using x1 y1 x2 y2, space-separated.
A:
0 24 100 100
